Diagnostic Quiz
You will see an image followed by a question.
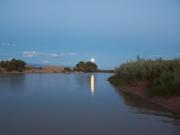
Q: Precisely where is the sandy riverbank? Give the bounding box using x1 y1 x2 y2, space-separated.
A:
24 65 65 73
0 66 65 74
118 82 180 114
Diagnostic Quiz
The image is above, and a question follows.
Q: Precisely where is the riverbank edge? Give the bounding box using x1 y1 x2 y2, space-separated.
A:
111 82 180 114
0 70 114 74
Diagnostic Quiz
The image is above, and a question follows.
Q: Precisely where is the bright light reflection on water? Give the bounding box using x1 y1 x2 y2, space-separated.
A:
91 74 95 96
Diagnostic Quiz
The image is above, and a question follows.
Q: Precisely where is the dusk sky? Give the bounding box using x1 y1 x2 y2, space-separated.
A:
0 0 180 69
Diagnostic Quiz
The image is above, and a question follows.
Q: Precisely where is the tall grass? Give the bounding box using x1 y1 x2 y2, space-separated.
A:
109 58 180 97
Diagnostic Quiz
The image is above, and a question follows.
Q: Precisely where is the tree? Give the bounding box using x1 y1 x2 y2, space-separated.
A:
74 61 98 72
0 59 26 72
64 67 72 72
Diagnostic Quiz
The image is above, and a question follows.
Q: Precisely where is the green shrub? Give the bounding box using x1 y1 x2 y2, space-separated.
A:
148 71 180 97
0 59 26 72
64 67 72 72
109 58 180 97
74 61 98 72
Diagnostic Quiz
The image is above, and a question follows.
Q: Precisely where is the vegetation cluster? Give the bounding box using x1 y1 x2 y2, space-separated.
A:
0 59 26 72
74 61 98 72
109 58 180 97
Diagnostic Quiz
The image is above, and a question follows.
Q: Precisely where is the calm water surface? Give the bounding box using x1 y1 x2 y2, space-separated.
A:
0 73 180 135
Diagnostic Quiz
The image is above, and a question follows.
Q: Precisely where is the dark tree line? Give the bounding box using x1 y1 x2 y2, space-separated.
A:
0 59 26 72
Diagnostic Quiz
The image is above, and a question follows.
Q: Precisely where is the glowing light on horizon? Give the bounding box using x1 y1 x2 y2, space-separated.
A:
91 58 95 63
91 75 95 96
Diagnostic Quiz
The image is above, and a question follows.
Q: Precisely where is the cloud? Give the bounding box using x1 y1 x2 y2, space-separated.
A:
68 52 77 56
1 42 16 47
49 53 66 57
50 53 59 57
23 51 77 58
42 60 49 64
0 58 13 61
23 51 36 58
150 54 162 58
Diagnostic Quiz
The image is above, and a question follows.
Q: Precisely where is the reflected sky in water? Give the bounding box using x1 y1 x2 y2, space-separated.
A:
0 73 180 135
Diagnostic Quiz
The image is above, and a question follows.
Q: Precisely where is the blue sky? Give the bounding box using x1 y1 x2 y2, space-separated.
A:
0 0 180 69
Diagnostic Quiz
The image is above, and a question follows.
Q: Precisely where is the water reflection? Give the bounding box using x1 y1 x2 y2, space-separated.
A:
115 88 180 118
114 88 180 134
0 74 26 92
90 74 95 96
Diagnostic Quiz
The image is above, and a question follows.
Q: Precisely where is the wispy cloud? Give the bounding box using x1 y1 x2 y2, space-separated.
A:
68 52 77 56
0 58 13 61
1 42 16 47
150 54 162 58
42 60 49 64
23 51 36 58
23 51 77 58
50 53 59 57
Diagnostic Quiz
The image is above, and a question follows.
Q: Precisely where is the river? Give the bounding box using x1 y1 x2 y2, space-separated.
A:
0 73 179 135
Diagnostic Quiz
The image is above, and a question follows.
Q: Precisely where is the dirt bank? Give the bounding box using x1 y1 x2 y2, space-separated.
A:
119 82 180 113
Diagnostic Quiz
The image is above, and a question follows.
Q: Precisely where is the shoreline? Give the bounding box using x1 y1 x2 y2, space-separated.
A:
0 71 113 74
116 82 180 114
